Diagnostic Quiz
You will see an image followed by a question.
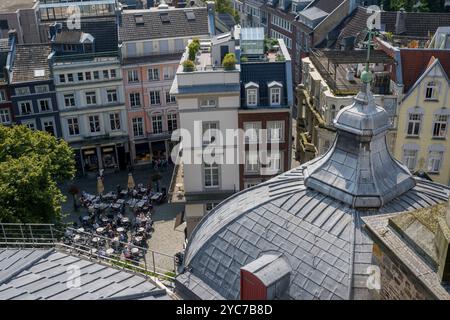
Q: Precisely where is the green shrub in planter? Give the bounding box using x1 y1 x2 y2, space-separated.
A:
222 53 236 70
182 60 195 72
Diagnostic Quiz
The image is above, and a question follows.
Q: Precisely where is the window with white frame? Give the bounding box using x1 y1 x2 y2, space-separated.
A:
35 85 49 94
267 121 284 142
270 87 281 106
110 69 117 78
202 122 218 145
246 89 257 106
167 113 177 132
245 151 259 173
205 202 219 213
132 117 144 137
78 72 84 81
163 66 173 80
406 113 422 136
150 91 161 105
109 113 121 131
152 114 163 133
67 73 74 82
88 115 101 133
148 68 159 81
38 99 52 112
59 74 66 83
86 71 92 81
427 150 443 173
85 91 97 105
16 87 30 96
432 114 448 138
244 122 261 143
67 117 80 136
0 109 11 124
107 89 118 103
204 162 219 188
103 70 110 79
0 90 6 102
270 30 292 49
130 93 141 107
42 118 55 135
64 93 76 108
19 101 32 115
267 151 281 173
403 149 418 171
165 91 176 104
22 119 36 130
200 97 217 108
425 81 439 100
128 70 139 82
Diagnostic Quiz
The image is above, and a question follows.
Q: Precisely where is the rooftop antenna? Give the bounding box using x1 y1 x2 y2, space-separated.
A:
361 27 374 85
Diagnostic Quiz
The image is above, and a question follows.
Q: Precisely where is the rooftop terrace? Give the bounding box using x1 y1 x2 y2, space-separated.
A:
309 49 395 96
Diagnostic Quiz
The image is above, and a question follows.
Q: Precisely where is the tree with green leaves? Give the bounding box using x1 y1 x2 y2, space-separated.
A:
382 0 445 12
0 125 76 223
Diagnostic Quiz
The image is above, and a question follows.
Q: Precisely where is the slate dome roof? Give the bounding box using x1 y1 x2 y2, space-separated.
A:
175 81 450 300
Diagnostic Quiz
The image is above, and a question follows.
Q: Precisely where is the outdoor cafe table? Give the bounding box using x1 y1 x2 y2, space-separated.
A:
73 234 81 241
137 227 145 233
106 248 115 255
136 200 147 208
121 217 130 223
92 237 100 243
131 248 139 255
77 227 85 233
90 248 98 255
111 203 121 210
96 227 105 234
101 217 109 223
82 216 90 221
116 227 125 233
134 236 143 243
150 193 162 201
139 188 147 194
116 199 125 205
120 190 128 196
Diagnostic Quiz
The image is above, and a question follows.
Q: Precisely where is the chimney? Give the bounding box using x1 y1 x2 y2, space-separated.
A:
395 9 407 35
436 202 450 283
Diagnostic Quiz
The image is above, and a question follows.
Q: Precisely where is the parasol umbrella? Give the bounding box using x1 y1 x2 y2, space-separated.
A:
97 176 104 195
127 172 135 190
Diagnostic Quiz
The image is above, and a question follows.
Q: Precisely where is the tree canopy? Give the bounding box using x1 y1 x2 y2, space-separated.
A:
0 125 75 223
381 0 446 12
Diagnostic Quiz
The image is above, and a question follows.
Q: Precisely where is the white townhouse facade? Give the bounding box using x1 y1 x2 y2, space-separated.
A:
52 53 129 175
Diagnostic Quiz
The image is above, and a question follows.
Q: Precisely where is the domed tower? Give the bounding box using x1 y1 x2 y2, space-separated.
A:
175 31 450 300
304 60 415 209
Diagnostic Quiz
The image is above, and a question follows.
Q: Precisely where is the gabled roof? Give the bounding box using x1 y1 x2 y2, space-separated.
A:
10 44 52 83
400 50 450 93
403 57 450 100
0 249 169 300
119 7 210 42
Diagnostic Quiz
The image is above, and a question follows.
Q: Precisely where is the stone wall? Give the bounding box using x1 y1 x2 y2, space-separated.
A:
372 243 435 300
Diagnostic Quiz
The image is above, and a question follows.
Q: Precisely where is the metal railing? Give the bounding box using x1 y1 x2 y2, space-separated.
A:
0 223 177 280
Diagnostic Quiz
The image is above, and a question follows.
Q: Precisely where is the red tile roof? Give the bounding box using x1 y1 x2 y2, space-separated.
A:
400 49 450 93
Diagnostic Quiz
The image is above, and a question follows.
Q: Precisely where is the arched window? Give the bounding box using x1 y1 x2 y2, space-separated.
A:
339 105 345 110
330 104 336 122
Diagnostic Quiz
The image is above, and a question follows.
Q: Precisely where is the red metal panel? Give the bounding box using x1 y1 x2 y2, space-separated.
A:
240 269 267 300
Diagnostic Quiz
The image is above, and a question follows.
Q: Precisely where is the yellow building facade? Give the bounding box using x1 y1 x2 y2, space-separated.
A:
394 58 450 186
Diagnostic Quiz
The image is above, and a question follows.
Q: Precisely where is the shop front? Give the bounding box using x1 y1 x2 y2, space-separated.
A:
134 141 151 164
82 147 99 173
101 145 118 171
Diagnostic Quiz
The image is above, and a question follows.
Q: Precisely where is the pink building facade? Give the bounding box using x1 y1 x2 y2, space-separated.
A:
118 5 213 165
123 55 181 164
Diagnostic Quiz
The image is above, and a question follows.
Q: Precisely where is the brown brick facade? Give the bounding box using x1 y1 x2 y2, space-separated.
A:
238 110 291 190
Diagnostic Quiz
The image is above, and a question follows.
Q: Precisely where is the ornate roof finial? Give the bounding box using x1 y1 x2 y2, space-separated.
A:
361 28 374 85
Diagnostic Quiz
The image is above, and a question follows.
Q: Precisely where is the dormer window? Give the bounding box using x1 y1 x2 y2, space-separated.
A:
245 82 259 107
268 81 283 106
425 81 439 100
278 0 285 9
